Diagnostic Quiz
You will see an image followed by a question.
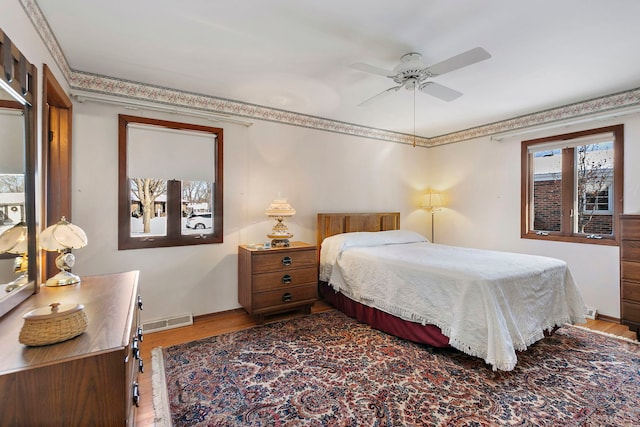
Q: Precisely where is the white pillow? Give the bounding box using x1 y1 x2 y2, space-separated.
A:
375 230 429 245
319 230 428 280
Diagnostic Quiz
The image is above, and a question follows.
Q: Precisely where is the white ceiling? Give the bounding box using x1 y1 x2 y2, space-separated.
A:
36 0 640 138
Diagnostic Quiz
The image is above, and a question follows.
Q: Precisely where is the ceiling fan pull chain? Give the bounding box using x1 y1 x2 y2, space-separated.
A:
413 85 416 148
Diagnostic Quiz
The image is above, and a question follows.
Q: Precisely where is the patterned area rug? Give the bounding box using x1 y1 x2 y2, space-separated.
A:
152 310 639 426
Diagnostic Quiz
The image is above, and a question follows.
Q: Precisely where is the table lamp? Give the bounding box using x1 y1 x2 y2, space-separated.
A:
264 199 296 247
0 221 28 292
40 217 88 287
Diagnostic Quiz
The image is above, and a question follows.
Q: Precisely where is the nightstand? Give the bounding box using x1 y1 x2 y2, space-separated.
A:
238 241 317 323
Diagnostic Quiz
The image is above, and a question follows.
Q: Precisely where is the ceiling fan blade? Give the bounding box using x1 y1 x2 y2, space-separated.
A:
351 62 397 77
358 85 403 106
419 82 463 102
426 47 491 77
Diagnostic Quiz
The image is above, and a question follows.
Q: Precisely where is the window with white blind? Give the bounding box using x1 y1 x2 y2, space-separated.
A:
521 124 623 245
118 115 223 249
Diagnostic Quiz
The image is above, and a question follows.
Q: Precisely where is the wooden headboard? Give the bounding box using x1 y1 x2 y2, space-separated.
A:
316 212 400 250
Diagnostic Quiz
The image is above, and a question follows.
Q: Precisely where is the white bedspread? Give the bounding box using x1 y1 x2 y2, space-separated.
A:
320 232 586 371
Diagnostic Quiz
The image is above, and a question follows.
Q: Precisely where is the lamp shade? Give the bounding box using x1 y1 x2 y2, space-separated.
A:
40 217 88 251
421 192 444 210
0 221 28 254
264 199 296 217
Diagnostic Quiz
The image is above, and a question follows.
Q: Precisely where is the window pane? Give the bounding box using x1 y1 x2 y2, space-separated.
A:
129 178 167 237
182 180 214 235
532 149 562 232
0 174 25 230
575 142 613 235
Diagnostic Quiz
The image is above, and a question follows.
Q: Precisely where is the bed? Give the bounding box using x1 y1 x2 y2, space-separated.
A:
317 212 586 371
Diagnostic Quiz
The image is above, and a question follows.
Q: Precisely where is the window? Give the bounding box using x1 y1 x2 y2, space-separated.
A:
118 115 223 249
521 124 623 245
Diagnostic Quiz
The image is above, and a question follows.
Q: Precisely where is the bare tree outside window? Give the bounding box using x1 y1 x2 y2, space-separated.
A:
182 181 213 214
0 174 24 193
130 178 166 233
576 143 613 234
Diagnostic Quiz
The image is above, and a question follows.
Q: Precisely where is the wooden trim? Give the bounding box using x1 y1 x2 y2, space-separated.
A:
42 64 73 283
596 313 620 323
0 29 35 106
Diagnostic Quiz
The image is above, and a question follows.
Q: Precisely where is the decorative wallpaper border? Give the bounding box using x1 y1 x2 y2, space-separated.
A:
21 0 640 148
69 70 430 147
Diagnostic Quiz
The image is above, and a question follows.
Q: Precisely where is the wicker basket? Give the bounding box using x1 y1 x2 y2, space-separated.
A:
19 302 88 346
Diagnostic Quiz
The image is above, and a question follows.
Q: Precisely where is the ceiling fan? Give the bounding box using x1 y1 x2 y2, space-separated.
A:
352 47 491 106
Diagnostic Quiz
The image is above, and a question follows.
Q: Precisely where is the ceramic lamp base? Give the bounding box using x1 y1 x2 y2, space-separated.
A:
45 270 81 287
270 238 291 248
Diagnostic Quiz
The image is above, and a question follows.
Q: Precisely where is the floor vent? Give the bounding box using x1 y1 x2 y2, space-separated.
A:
142 313 193 333
584 306 597 320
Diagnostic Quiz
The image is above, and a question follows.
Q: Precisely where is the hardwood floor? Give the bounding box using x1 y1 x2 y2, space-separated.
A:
135 300 636 426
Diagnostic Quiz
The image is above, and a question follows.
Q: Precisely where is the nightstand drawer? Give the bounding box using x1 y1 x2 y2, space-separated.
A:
622 281 640 302
252 249 316 273
253 284 318 311
621 260 640 282
621 240 640 261
253 267 318 292
622 301 640 323
621 218 640 240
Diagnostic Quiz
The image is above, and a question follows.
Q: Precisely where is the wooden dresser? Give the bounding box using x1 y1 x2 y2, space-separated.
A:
0 271 143 426
238 242 317 323
620 214 640 340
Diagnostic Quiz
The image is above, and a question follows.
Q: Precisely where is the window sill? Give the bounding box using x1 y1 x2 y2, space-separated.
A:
521 232 618 246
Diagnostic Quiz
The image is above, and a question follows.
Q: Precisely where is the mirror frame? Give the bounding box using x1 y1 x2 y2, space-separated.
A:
0 28 38 318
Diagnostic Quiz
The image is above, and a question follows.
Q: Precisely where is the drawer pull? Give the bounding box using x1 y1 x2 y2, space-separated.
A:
282 274 292 284
132 337 140 359
137 326 144 341
282 292 293 302
137 295 144 310
282 256 292 266
133 382 140 407
139 358 144 373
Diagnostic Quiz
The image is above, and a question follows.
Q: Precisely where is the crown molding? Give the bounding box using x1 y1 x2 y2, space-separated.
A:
69 70 430 147
22 0 640 148
20 0 72 82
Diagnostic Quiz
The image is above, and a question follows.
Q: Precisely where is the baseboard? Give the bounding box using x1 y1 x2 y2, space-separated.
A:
596 313 620 323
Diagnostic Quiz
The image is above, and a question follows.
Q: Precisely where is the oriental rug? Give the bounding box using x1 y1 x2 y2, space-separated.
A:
152 310 639 426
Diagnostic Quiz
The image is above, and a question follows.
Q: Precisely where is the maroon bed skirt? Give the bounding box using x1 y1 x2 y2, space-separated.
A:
318 281 450 348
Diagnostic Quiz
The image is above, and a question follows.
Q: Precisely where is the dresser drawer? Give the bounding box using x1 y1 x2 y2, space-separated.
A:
253 267 318 292
621 240 640 261
252 249 316 273
622 281 640 302
622 301 640 323
253 284 317 311
621 260 640 282
621 217 640 240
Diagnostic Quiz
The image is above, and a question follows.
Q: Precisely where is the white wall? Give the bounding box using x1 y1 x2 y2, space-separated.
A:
427 113 640 318
71 101 432 322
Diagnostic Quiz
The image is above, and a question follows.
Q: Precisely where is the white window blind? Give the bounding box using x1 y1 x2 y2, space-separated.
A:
127 123 216 182
0 108 25 174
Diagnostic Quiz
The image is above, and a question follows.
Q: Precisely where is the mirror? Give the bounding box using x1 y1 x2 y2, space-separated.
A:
0 28 37 318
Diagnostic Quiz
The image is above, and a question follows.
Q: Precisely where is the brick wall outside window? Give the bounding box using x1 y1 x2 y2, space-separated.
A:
533 180 612 234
